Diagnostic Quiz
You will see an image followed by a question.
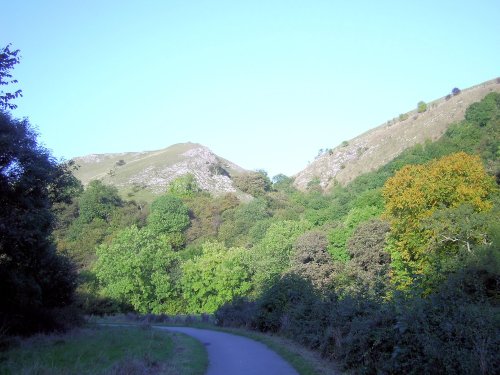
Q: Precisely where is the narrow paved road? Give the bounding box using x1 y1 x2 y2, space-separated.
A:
158 327 299 375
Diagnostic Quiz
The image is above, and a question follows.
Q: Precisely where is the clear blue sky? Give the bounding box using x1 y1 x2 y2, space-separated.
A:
2 0 499 177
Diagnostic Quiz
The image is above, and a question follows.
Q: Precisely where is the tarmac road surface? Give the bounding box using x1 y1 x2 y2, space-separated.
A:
159 326 300 375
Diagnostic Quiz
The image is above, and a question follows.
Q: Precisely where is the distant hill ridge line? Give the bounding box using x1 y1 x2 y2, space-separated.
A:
293 78 500 191
72 142 248 201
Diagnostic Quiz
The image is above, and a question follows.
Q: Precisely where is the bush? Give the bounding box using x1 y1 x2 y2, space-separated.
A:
233 171 271 197
417 101 427 113
215 297 256 328
465 92 499 127
253 274 317 333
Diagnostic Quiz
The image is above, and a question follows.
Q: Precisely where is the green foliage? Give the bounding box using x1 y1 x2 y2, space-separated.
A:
345 219 391 296
148 194 190 237
306 176 322 192
383 152 496 291
252 220 312 290
77 180 123 224
167 173 201 198
0 111 79 335
271 174 295 193
217 248 499 374
95 226 182 314
217 197 271 247
56 196 147 272
185 193 239 244
31 87 500 372
214 297 257 328
290 230 336 291
465 92 499 127
327 205 383 262
399 113 409 121
233 170 272 197
181 241 252 313
253 274 318 333
417 100 427 113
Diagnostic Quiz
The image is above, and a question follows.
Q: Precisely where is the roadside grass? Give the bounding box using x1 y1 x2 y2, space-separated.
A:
0 325 207 375
93 314 340 375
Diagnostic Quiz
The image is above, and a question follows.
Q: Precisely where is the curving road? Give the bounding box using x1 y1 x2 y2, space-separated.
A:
158 327 299 375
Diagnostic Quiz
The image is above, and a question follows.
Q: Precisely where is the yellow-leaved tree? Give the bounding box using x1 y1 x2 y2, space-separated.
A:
382 152 496 292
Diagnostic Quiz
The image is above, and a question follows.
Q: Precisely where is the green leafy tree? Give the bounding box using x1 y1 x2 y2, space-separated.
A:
252 220 312 290
465 92 499 127
181 241 252 313
148 194 190 236
95 226 182 314
327 205 383 262
185 192 239 243
167 173 201 198
233 170 272 197
383 152 496 291
77 180 123 224
217 197 270 247
290 230 336 291
345 219 391 296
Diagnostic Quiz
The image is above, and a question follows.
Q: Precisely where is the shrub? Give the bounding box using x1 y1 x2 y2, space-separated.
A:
417 101 427 113
291 231 336 291
465 92 499 127
253 274 317 333
215 297 256 328
233 171 271 197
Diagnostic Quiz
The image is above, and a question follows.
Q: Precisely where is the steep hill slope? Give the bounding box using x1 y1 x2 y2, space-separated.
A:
72 143 247 200
294 78 500 191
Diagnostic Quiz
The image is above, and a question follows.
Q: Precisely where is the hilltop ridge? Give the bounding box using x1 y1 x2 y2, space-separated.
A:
294 78 500 191
72 142 247 200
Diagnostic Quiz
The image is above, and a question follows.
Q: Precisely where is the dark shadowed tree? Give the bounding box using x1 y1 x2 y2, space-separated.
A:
345 219 391 295
0 112 78 334
290 230 336 291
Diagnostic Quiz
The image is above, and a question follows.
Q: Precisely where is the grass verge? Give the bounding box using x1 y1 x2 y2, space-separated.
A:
91 314 340 375
0 325 207 375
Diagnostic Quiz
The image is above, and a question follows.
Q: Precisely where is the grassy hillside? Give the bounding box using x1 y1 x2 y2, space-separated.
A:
72 142 248 201
294 78 500 190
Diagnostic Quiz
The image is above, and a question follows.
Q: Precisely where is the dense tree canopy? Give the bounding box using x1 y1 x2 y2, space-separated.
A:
148 195 190 233
0 111 78 334
77 180 123 224
383 152 496 290
181 241 252 313
95 226 181 314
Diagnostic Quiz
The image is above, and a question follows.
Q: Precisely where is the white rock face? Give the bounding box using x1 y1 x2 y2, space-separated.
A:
73 143 247 197
126 146 239 194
